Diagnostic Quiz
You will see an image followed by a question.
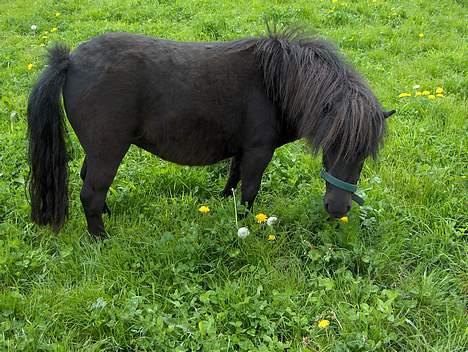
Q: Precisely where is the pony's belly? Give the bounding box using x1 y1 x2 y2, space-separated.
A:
135 132 236 166
136 108 242 166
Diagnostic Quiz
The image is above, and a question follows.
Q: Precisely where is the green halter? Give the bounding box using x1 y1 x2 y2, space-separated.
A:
320 169 365 206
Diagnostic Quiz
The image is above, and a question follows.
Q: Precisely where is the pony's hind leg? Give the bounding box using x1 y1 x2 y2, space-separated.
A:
222 156 241 197
80 157 111 215
80 146 128 238
240 148 273 210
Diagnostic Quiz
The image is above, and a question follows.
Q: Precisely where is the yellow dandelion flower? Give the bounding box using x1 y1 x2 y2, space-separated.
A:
55 12 61 17
198 205 210 214
255 213 268 223
318 319 330 329
27 63 33 70
415 91 422 96
418 33 424 38
428 95 436 100
436 87 443 94
398 92 411 98
50 27 58 33
436 93 444 97
267 234 276 241
421 90 430 96
339 216 349 224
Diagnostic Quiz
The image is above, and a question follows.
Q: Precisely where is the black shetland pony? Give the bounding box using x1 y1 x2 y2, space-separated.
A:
27 28 394 238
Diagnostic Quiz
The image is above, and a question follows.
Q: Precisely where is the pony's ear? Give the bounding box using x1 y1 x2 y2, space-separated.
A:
383 109 396 119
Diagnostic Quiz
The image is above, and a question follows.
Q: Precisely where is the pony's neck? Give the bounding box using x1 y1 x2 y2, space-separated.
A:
275 117 301 147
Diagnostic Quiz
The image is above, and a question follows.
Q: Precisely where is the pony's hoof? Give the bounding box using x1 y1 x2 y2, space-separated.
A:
221 189 233 198
237 210 249 220
91 233 109 241
88 229 109 240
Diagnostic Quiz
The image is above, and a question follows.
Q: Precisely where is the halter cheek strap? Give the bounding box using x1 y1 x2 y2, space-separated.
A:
320 169 365 206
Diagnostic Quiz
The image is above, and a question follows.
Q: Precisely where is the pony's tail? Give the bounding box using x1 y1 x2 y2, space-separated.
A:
27 45 70 231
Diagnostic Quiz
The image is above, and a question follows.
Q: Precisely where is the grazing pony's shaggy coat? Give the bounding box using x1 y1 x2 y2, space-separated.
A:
27 28 392 237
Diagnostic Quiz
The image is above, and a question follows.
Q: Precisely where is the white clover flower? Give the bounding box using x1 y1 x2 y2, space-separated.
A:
237 227 250 239
31 24 37 31
413 84 421 90
266 216 278 226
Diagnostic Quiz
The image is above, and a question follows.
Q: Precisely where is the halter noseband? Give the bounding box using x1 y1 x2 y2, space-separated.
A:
320 169 365 206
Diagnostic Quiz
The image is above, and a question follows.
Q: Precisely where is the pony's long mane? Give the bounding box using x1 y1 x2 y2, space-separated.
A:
253 27 386 161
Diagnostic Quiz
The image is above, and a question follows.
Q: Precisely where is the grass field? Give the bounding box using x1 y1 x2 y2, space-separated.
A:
0 0 467 350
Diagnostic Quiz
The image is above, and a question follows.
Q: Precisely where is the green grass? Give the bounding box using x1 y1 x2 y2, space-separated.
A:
0 0 467 350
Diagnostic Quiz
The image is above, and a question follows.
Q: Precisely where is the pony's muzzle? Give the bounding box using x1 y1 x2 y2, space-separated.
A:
323 191 352 218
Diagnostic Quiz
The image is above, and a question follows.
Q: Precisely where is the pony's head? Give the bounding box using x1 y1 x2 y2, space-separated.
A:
320 108 395 218
254 27 395 218
320 110 395 218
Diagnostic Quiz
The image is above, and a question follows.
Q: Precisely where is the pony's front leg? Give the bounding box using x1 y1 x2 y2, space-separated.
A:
240 148 273 210
222 155 241 197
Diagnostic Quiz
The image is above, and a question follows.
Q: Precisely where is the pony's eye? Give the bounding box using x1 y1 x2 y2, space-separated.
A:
323 103 332 114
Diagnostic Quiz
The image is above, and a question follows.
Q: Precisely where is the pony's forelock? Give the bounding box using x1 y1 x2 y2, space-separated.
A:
254 27 386 161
